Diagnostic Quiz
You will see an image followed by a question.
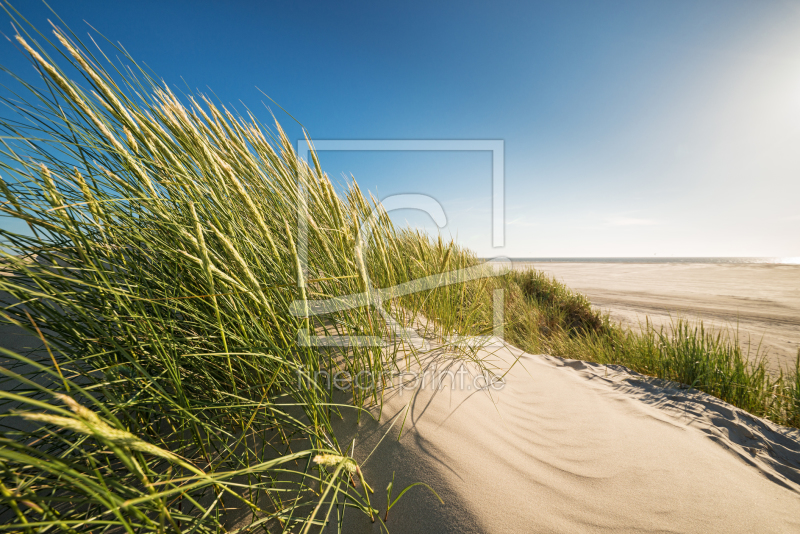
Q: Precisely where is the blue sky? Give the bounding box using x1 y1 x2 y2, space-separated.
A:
2 0 799 257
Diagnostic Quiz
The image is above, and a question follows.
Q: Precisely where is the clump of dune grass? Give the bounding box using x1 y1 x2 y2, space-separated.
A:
0 6 492 531
484 269 800 427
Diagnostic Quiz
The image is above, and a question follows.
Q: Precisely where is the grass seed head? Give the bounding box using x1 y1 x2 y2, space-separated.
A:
313 454 357 473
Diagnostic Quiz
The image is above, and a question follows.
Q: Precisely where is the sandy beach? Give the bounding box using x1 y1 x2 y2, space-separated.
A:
334 341 800 533
512 262 800 372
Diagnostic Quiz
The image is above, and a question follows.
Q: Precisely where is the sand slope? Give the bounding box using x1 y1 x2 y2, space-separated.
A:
334 342 800 533
513 262 800 372
4 287 799 532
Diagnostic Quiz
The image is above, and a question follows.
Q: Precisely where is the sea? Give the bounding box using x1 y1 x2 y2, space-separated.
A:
509 257 800 265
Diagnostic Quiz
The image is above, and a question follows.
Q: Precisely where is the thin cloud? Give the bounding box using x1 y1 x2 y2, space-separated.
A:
507 217 539 228
605 217 659 227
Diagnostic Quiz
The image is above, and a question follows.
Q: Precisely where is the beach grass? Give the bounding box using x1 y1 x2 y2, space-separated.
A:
0 8 489 531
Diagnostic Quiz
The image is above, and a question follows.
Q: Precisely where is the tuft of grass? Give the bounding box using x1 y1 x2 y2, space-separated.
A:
514 269 612 338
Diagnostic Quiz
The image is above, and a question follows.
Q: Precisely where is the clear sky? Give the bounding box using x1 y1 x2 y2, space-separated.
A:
2 0 799 258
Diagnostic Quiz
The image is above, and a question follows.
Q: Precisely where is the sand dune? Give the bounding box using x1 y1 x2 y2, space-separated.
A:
4 279 800 532
512 262 800 372
334 341 800 533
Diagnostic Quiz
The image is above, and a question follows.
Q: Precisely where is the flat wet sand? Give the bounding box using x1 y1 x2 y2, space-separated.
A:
512 262 800 372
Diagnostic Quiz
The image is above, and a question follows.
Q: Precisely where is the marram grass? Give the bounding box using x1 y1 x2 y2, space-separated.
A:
0 7 490 532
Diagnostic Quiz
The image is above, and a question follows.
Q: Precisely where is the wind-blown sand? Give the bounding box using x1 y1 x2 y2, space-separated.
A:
335 341 800 533
512 262 800 372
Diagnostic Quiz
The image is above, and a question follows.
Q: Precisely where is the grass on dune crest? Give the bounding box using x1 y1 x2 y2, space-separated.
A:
0 7 490 532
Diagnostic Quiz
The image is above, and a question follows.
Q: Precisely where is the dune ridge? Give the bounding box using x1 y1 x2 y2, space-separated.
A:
334 339 800 533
